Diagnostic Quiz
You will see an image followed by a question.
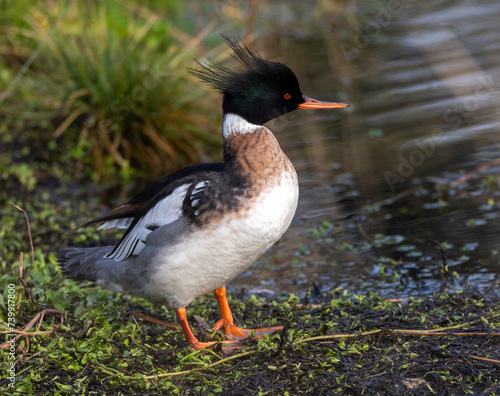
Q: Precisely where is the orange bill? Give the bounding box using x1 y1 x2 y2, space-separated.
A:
298 95 349 109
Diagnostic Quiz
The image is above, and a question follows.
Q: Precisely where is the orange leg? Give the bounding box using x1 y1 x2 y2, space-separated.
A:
213 286 283 341
176 308 217 350
176 307 240 351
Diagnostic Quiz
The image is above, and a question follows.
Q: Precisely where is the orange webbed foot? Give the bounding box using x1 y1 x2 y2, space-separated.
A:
190 339 243 353
213 286 284 341
213 318 284 341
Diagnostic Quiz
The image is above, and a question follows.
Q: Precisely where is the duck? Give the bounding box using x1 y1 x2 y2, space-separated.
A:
57 35 348 351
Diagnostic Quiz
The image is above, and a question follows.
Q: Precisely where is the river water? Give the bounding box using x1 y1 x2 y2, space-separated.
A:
229 0 500 298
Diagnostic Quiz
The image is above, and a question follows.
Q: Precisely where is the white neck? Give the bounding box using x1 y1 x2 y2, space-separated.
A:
222 113 262 139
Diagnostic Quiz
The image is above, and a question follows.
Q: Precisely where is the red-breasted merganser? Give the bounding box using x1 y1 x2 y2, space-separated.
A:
58 36 348 351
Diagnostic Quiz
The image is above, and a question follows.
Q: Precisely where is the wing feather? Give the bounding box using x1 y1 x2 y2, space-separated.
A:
97 218 133 230
106 185 189 261
69 162 224 233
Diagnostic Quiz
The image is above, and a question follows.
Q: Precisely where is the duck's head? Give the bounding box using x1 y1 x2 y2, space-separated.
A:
191 35 348 126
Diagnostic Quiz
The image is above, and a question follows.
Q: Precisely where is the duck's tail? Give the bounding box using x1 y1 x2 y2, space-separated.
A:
57 246 113 282
58 246 149 297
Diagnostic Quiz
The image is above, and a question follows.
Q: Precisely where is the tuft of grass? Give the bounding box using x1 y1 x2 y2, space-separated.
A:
1 1 222 181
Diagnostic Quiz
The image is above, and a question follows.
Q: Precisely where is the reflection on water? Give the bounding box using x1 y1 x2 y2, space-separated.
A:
230 0 500 297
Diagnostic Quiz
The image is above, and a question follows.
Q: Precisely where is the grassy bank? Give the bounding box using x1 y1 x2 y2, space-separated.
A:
0 204 499 395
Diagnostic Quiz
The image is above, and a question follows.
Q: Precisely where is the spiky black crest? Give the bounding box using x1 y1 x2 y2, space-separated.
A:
190 35 305 125
190 35 284 94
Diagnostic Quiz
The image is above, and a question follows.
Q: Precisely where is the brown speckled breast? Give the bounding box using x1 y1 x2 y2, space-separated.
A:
225 128 295 183
190 127 297 225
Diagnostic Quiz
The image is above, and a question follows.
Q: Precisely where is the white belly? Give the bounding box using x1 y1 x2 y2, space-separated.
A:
145 172 299 309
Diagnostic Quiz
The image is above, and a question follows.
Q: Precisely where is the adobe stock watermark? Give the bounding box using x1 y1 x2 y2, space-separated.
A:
5 283 17 389
384 130 444 192
384 73 499 192
340 0 417 64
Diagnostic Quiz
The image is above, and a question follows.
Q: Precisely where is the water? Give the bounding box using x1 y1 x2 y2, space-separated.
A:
229 0 500 298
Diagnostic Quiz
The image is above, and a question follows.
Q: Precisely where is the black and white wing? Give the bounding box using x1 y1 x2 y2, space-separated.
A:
105 184 191 261
105 172 235 262
71 161 236 262
76 162 224 232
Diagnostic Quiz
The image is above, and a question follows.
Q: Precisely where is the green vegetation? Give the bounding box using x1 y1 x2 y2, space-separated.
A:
0 196 498 395
1 224 499 394
1 1 222 183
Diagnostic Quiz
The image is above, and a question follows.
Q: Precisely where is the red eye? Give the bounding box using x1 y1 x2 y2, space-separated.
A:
284 93 291 100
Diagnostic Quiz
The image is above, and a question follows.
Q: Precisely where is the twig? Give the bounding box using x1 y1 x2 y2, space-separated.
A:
130 314 144 335
17 251 24 313
426 311 500 332
299 329 499 344
388 331 499 337
194 315 212 331
468 355 500 365
450 158 500 188
11 203 36 310
0 330 55 336
11 203 35 281
19 350 44 363
297 329 382 344
246 0 257 39
130 312 180 329
0 309 64 350
356 222 372 241
143 350 257 379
